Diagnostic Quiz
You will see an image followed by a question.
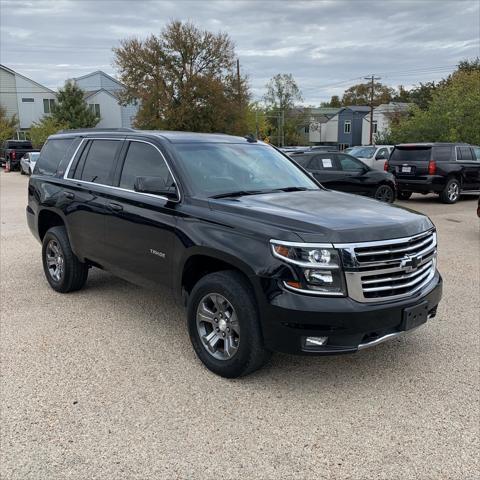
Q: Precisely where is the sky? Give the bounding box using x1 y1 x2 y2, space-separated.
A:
1 0 479 105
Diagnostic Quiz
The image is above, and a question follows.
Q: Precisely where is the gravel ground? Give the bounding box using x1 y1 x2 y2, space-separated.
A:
1 171 479 480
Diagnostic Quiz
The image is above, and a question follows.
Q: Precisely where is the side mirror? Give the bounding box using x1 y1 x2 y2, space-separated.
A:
134 176 178 199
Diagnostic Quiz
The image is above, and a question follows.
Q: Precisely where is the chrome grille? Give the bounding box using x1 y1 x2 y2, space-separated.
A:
335 229 437 303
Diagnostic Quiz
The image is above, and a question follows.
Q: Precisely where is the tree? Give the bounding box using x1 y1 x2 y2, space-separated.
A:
387 70 480 144
321 95 341 108
341 82 394 106
113 20 250 134
391 85 411 103
263 73 303 146
408 81 437 110
29 116 68 149
0 105 18 143
52 81 99 129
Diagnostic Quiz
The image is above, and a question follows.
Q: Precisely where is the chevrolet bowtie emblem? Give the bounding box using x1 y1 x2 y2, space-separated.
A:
400 254 422 272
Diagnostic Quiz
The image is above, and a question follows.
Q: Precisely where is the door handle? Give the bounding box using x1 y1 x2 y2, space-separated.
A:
108 202 123 212
62 191 74 200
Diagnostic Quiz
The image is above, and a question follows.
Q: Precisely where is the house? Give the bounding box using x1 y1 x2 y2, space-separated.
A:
310 106 370 148
73 71 138 129
306 107 341 144
361 102 411 145
0 64 56 139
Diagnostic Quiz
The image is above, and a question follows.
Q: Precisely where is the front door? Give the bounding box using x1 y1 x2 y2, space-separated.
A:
103 139 179 289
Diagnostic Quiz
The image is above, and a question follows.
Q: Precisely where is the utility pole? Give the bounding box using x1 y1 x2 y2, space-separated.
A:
236 59 241 105
364 75 380 145
281 109 285 147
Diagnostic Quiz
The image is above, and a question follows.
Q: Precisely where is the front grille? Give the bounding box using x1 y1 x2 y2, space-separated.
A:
336 229 437 303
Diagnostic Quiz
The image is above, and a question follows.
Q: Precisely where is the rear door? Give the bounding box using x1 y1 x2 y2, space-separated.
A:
456 146 480 190
305 153 344 189
64 138 124 264
372 147 390 171
389 145 433 179
102 139 179 289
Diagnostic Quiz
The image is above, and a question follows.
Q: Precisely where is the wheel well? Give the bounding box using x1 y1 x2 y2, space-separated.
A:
181 255 249 296
38 210 65 240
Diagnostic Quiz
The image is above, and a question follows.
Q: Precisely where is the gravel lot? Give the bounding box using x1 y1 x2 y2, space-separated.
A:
1 171 479 480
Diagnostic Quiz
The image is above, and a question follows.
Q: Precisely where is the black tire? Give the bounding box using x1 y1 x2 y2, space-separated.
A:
42 226 88 293
439 177 461 204
374 184 395 203
397 191 412 200
187 270 271 378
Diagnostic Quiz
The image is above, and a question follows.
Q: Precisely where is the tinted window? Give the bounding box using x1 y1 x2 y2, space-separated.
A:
80 140 120 185
432 146 452 161
36 138 74 176
457 147 474 161
120 142 172 190
289 154 310 167
473 147 480 161
337 154 365 171
6 141 33 149
375 148 389 159
309 155 336 170
390 147 432 163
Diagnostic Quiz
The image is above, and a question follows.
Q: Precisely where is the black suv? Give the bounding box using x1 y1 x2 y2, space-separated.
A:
27 129 442 377
388 143 480 203
290 150 396 203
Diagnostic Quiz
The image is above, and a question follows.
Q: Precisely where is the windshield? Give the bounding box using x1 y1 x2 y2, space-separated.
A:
348 146 376 158
173 143 318 197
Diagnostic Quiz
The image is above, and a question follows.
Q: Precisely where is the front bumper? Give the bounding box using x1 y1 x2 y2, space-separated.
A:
258 271 442 355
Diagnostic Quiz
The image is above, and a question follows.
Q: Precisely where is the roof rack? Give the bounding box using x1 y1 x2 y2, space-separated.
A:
57 127 137 134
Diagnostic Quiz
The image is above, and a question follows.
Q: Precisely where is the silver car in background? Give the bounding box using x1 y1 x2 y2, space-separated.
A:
348 145 393 170
20 151 40 175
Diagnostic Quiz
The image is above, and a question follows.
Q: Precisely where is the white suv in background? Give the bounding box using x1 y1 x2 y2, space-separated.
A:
348 145 394 170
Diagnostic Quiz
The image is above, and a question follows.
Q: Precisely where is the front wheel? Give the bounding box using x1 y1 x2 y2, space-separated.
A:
439 178 461 204
42 226 89 293
187 271 271 378
374 184 395 203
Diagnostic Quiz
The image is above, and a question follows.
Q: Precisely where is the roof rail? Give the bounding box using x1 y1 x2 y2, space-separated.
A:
57 127 137 134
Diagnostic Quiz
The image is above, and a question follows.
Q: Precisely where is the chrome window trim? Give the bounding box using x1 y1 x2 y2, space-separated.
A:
62 137 182 203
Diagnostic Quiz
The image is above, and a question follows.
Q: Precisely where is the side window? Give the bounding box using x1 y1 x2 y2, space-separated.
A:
337 154 365 172
290 155 310 167
119 141 172 190
79 140 121 185
344 121 351 134
473 147 480 161
36 138 74 176
310 155 335 170
375 148 389 160
432 146 452 162
457 147 474 161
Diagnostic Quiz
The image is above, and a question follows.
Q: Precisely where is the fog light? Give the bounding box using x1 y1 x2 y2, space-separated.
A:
305 336 328 347
304 269 333 284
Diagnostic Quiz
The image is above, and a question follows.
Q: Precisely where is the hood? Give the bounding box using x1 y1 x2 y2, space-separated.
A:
209 190 433 243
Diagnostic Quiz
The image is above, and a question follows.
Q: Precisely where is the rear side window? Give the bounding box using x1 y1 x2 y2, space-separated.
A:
6 141 33 149
119 141 172 190
337 154 365 171
390 147 432 162
310 155 336 170
36 138 74 176
473 147 480 160
432 146 452 161
79 140 121 185
290 154 310 167
457 147 474 161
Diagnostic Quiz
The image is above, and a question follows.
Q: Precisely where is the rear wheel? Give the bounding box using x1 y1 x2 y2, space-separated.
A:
374 184 395 203
187 270 271 378
397 191 412 200
42 226 88 293
439 178 460 204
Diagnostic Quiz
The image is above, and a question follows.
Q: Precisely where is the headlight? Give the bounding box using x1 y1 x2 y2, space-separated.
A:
270 240 346 296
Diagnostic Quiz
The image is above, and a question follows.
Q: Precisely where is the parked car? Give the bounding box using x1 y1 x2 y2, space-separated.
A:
290 150 396 203
0 139 35 171
27 129 442 378
20 151 40 175
348 145 394 170
387 143 480 203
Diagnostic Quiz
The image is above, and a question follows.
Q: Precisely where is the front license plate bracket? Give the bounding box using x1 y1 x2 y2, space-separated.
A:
402 302 429 330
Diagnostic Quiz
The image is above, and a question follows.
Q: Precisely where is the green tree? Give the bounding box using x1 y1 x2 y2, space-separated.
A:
321 95 341 108
391 85 411 103
113 20 250 134
387 70 480 144
52 81 99 129
408 81 437 110
341 82 394 106
0 105 18 143
263 73 303 145
29 116 68 149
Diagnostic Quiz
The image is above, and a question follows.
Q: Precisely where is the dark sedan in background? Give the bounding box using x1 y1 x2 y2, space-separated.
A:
290 150 396 203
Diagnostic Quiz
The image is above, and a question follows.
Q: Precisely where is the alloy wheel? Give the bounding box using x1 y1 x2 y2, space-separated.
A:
196 293 240 360
375 185 394 203
45 239 65 282
447 182 459 202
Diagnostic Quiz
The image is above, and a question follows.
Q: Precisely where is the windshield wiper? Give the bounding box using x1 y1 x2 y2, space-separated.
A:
211 190 272 199
271 186 312 192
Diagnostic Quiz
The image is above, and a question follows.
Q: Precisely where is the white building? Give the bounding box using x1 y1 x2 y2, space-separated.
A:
73 71 138 129
0 64 56 138
361 102 411 145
